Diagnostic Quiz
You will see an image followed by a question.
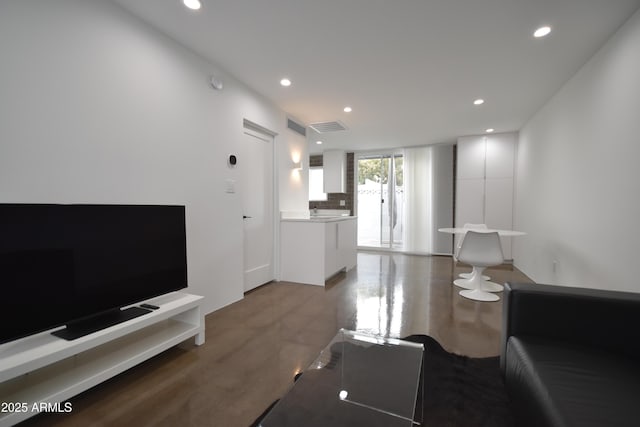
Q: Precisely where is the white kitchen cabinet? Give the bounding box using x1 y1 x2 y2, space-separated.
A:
338 218 357 271
456 133 517 259
280 217 357 286
323 150 346 193
324 221 339 276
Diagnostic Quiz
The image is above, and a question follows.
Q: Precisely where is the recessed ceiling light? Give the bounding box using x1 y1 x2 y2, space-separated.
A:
343 106 352 113
280 78 292 87
473 99 484 106
316 140 323 145
183 0 202 10
534 26 551 38
486 128 495 133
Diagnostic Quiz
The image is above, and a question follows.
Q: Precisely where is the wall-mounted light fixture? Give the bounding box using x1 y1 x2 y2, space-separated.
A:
291 151 302 170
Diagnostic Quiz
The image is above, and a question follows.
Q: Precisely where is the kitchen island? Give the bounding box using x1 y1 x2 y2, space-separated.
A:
280 215 357 286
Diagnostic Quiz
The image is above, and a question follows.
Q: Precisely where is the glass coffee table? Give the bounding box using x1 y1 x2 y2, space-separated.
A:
260 329 424 427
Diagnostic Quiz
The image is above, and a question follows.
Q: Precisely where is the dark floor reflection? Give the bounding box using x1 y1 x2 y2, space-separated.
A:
340 251 532 355
23 251 533 427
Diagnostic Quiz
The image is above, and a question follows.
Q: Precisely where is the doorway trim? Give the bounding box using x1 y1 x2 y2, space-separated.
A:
242 119 278 292
354 150 404 250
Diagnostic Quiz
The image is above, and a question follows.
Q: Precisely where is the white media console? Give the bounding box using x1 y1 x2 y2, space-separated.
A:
0 292 204 426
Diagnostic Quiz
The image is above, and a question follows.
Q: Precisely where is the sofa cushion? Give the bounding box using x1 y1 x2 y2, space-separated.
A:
505 336 640 427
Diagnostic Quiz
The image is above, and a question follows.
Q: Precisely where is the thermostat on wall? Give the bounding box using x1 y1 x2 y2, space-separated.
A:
210 75 223 90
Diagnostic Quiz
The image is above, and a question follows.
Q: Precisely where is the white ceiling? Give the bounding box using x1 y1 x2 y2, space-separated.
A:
113 0 640 153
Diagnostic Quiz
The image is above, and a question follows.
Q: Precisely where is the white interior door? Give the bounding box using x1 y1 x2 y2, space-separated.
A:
241 125 274 292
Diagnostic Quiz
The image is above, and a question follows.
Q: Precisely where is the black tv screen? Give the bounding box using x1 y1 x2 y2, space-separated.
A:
0 204 188 344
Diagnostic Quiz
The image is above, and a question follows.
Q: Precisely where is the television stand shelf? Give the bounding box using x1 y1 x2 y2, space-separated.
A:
0 292 204 427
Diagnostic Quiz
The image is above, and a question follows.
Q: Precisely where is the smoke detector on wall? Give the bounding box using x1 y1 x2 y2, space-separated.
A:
210 75 223 90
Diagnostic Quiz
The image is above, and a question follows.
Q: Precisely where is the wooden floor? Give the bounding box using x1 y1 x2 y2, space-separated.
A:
22 252 532 427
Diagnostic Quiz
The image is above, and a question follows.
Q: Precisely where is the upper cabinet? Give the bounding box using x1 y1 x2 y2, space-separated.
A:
323 150 346 193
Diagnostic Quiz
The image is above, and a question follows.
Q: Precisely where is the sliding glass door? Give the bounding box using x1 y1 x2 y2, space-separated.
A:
356 153 403 249
356 145 454 254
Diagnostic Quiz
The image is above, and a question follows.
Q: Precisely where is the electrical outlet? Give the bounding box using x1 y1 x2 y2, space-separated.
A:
552 260 557 273
339 200 346 206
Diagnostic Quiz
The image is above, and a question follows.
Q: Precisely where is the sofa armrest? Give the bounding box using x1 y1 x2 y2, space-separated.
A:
500 282 640 372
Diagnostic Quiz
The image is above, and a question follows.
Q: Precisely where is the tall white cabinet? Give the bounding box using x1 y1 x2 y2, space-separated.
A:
456 132 517 259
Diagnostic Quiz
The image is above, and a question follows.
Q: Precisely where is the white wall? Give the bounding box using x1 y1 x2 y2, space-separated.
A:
514 9 640 291
0 0 308 313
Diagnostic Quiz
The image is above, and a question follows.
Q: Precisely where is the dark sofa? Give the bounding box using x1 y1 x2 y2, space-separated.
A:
501 282 640 427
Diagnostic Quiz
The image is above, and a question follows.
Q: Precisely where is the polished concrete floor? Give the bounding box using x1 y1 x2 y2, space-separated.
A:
22 252 532 427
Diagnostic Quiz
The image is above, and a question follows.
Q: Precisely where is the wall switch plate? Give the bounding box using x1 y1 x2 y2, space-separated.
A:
340 200 346 206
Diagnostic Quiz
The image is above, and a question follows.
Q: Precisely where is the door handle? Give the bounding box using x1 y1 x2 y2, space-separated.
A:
243 215 252 219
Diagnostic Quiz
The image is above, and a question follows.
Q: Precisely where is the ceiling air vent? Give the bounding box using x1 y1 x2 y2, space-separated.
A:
309 121 347 133
287 118 306 137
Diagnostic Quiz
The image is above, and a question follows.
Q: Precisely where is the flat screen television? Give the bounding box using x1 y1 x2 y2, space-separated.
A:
0 203 188 344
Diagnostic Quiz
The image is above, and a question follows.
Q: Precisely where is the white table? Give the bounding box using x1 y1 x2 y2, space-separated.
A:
438 227 526 300
437 227 526 237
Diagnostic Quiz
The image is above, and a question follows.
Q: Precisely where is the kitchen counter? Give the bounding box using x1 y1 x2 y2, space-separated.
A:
281 215 357 223
280 216 357 286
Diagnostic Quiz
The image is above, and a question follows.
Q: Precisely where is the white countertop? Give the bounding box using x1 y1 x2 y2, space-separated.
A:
281 215 357 223
438 227 526 236
280 209 356 222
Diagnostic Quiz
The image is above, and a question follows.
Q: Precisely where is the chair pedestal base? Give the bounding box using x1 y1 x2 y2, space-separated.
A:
453 278 474 290
460 289 500 302
480 281 504 292
454 279 504 292
459 272 490 280
453 267 503 293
